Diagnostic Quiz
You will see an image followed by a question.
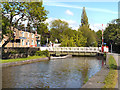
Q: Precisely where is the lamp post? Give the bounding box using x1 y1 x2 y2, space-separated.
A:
102 24 104 52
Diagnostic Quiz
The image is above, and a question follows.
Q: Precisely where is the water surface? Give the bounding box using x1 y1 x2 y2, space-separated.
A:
2 57 103 88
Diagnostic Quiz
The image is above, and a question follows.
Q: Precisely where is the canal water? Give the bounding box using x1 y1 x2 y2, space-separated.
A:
2 57 103 88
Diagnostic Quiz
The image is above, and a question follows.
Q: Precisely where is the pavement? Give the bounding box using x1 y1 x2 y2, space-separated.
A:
82 53 120 89
82 65 109 88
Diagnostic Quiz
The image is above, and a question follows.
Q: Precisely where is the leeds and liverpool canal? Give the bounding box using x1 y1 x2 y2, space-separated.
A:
2 57 103 88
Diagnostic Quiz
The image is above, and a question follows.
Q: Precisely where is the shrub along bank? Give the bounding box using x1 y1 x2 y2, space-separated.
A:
2 50 50 63
35 50 50 57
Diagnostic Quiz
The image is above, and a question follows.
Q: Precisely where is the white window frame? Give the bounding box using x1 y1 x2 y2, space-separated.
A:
22 39 24 45
32 34 34 38
28 40 29 46
28 32 29 37
22 31 24 37
32 40 34 45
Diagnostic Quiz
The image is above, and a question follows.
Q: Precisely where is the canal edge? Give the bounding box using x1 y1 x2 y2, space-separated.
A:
2 57 49 67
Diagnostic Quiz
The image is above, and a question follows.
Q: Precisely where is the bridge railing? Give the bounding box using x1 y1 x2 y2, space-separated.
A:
40 47 99 53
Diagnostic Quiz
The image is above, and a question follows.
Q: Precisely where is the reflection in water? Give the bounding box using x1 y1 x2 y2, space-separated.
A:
2 57 102 88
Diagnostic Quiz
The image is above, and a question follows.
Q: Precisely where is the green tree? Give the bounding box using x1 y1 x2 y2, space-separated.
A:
96 30 102 47
78 25 97 47
104 19 120 53
50 19 87 47
26 2 49 46
50 19 69 43
2 1 48 47
74 32 87 47
2 15 11 39
60 35 69 47
78 7 97 47
68 37 76 47
2 2 27 47
81 7 89 27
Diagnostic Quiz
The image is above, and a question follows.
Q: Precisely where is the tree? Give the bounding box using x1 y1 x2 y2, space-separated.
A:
78 7 97 47
78 25 97 47
74 32 87 47
60 35 69 47
68 37 76 47
60 28 87 47
81 7 89 27
96 30 102 47
50 19 69 43
2 15 10 39
26 2 48 31
104 19 120 53
2 1 48 47
2 2 27 47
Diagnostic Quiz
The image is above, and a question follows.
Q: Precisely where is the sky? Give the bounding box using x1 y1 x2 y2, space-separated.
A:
43 1 118 32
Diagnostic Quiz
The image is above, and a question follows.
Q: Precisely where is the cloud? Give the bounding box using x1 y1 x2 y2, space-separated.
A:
65 10 74 16
61 19 79 30
90 24 107 32
45 18 108 32
44 2 117 14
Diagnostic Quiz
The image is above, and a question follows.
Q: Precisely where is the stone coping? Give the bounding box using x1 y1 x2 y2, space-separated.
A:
2 57 49 67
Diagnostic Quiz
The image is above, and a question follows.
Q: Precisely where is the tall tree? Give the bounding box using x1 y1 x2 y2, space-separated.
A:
81 7 89 27
96 30 102 47
79 7 97 47
78 25 97 47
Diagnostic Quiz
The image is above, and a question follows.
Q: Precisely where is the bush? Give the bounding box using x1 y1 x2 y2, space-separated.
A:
35 50 49 57
9 51 17 54
42 50 50 57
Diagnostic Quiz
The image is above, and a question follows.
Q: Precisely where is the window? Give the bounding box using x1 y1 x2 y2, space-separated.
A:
28 32 29 37
4 39 6 43
16 39 20 43
22 32 24 37
28 40 29 46
32 34 34 38
22 39 24 45
32 40 34 45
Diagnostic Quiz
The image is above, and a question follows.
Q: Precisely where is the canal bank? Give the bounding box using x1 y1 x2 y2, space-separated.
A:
2 57 49 67
2 55 73 67
82 53 119 88
82 65 109 88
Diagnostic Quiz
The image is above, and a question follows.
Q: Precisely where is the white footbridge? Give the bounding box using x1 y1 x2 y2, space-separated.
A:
40 47 100 53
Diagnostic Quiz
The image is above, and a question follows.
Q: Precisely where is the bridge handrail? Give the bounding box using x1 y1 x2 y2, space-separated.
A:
40 47 99 52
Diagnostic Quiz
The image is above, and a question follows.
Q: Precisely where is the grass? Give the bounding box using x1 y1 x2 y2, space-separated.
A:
83 76 89 84
2 55 46 63
103 55 118 88
108 55 117 69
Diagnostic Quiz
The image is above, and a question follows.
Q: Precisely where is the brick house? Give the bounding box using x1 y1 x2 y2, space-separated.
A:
2 27 41 47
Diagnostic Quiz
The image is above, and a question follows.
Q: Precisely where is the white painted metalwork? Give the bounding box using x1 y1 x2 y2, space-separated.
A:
40 47 99 53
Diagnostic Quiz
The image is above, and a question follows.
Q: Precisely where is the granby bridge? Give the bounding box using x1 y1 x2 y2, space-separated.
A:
40 47 107 56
